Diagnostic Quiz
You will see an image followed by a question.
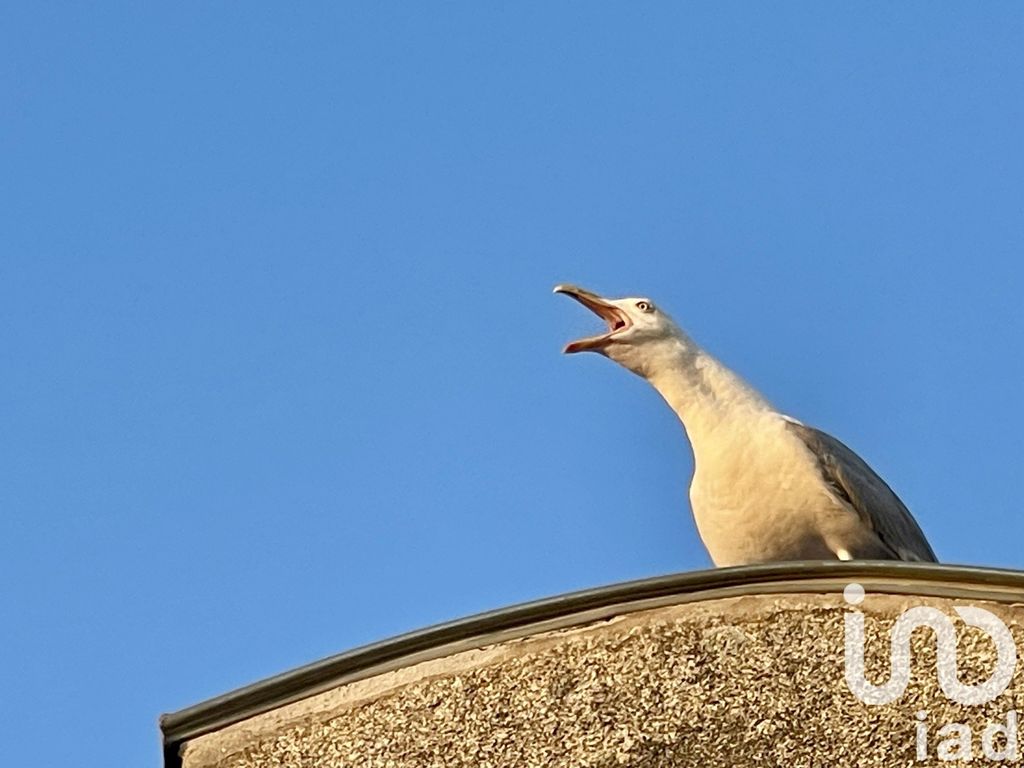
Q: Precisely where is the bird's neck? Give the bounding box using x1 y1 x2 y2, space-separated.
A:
645 340 774 447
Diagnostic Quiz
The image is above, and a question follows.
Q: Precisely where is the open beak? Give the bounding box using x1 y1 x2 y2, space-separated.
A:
554 284 632 353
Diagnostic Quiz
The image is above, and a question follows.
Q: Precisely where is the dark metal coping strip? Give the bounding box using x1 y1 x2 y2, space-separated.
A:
160 561 1024 767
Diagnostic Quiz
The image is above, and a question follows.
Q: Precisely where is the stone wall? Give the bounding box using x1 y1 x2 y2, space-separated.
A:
180 589 1024 767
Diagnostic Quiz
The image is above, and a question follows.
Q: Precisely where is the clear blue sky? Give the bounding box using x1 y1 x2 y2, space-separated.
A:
3 4 1023 765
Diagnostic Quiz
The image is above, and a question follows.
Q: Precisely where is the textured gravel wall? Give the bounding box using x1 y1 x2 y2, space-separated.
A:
183 592 1024 768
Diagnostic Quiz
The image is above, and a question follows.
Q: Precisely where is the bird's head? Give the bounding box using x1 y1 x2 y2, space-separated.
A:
554 284 687 378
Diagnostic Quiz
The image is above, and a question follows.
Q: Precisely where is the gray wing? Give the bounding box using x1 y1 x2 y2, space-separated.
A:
786 421 938 563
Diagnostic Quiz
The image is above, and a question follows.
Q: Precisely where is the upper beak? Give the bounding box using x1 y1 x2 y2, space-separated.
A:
553 284 631 353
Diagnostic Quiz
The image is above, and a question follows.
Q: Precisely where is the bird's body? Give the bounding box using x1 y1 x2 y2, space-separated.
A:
555 284 937 566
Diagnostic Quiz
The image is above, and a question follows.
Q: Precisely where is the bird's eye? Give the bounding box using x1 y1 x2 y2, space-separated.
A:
636 301 654 312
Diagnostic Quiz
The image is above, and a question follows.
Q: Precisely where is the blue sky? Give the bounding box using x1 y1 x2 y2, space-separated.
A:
3 4 1023 765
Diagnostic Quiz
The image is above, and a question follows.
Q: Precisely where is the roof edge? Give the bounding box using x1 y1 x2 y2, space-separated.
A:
160 561 1024 767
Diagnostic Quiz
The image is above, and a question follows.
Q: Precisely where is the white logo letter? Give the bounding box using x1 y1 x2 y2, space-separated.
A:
844 583 1016 706
982 710 1019 761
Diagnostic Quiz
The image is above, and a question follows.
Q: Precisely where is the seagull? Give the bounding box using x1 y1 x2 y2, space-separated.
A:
555 284 937 566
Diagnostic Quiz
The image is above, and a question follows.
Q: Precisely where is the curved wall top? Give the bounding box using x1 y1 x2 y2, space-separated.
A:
161 562 1024 768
